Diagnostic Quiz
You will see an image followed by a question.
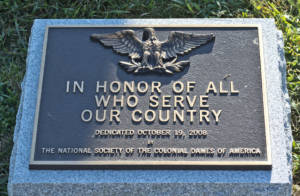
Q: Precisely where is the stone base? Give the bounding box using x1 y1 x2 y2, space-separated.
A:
8 19 292 196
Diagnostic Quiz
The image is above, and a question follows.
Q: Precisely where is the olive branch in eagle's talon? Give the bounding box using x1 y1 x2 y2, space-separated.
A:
90 28 215 75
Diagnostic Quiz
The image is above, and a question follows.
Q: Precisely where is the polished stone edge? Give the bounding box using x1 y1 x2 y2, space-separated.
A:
10 183 291 196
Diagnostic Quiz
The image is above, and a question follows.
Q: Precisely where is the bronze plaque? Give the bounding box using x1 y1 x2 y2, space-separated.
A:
30 25 271 169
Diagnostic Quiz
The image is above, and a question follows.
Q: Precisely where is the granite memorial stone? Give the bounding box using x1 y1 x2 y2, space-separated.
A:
8 19 292 195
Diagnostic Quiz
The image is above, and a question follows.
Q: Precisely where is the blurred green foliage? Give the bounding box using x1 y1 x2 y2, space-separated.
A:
0 0 298 195
249 0 299 189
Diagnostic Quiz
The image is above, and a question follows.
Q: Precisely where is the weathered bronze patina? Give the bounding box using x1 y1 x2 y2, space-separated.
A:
90 28 214 74
30 25 271 169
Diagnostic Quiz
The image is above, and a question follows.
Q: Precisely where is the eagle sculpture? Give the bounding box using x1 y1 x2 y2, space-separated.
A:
90 28 214 74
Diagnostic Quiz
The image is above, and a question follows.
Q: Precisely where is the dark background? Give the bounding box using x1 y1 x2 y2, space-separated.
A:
33 27 267 162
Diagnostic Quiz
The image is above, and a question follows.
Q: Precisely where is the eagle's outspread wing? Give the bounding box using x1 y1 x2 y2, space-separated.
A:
161 31 215 59
90 30 143 59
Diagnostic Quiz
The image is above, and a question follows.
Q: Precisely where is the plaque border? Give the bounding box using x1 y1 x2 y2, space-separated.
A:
29 24 272 169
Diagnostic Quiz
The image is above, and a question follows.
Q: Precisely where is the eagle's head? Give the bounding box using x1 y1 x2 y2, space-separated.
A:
142 28 157 42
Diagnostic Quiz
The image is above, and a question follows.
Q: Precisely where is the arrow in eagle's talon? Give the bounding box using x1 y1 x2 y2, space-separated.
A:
164 69 174 75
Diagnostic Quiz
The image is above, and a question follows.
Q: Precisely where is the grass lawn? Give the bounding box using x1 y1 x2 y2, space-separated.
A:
0 0 299 195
